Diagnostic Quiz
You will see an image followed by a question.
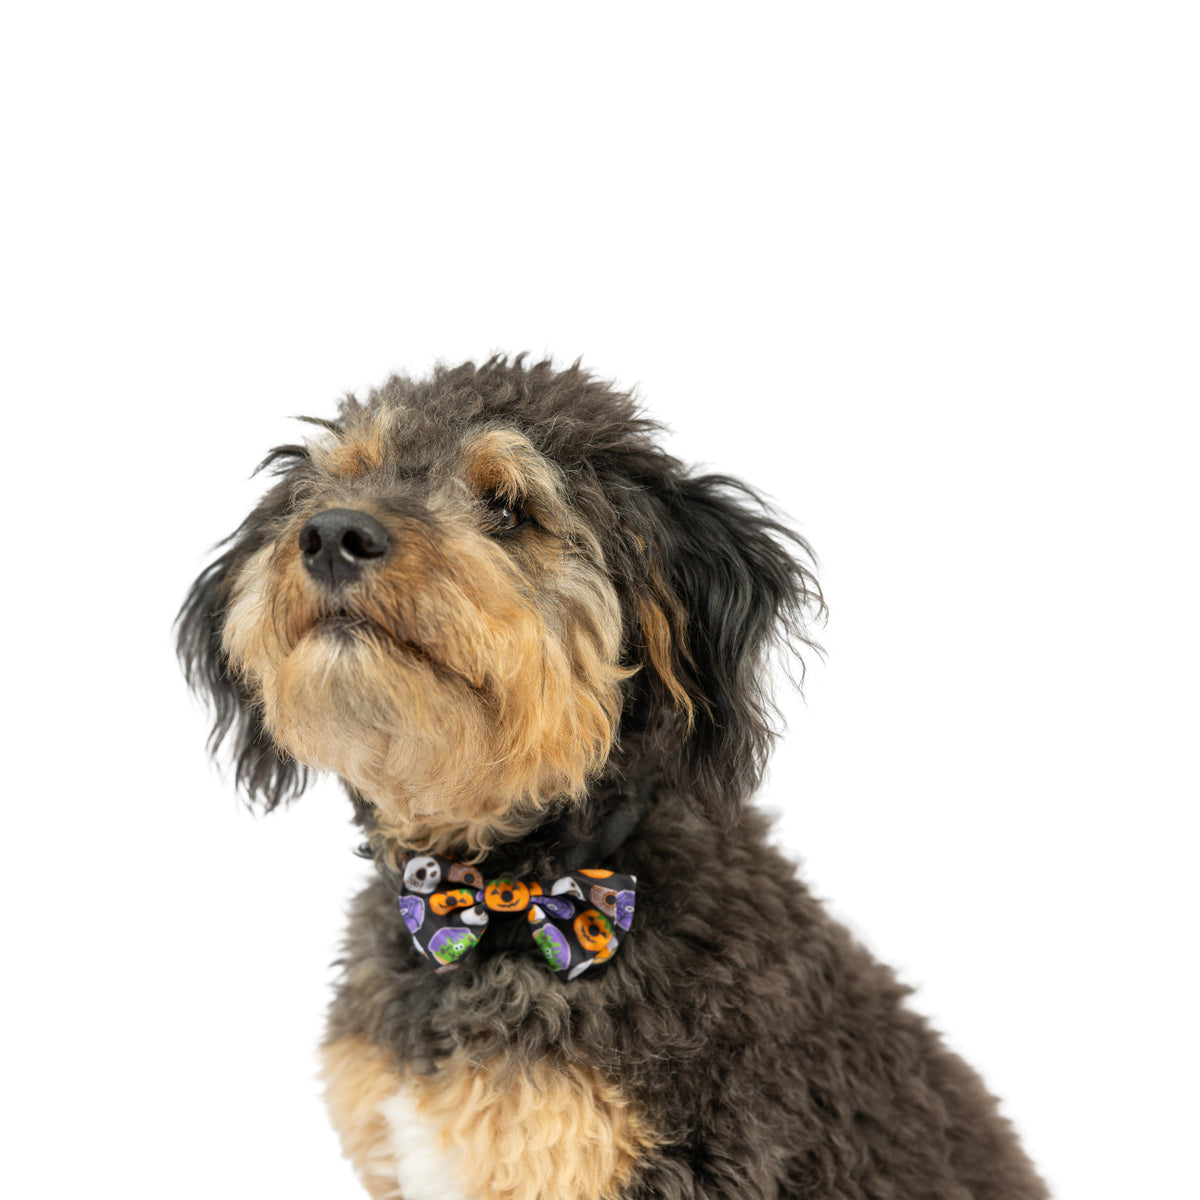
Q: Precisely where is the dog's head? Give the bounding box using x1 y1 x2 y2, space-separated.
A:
178 358 822 853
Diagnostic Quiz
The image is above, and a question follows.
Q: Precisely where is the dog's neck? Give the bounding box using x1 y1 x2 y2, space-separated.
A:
353 767 656 883
506 780 651 876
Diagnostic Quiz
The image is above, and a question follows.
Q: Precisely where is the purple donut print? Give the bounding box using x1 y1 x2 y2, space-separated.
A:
397 894 425 934
535 895 576 921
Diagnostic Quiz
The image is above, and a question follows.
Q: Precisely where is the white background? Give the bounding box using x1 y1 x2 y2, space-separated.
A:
2 4 1196 1198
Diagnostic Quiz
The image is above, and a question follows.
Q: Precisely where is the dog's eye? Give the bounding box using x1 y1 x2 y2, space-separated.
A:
483 493 531 535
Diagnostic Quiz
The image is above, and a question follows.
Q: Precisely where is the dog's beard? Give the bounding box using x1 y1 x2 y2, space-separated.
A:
270 624 489 814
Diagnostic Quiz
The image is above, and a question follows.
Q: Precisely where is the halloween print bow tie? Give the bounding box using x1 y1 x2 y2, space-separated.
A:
396 853 637 980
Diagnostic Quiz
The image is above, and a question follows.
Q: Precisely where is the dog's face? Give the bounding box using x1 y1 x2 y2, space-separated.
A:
221 403 630 848
179 360 821 854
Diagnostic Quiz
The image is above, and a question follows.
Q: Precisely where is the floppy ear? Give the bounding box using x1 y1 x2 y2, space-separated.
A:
176 539 310 812
627 473 823 825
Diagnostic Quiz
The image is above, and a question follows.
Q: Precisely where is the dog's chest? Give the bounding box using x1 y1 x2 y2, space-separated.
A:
380 1083 471 1200
377 1050 656 1200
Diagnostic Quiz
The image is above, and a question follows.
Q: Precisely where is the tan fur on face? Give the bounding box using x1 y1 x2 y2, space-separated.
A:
465 430 578 540
222 435 630 855
321 1036 403 1199
407 1049 657 1200
311 406 392 480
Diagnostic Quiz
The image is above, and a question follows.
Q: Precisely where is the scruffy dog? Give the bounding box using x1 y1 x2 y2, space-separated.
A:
179 358 1046 1200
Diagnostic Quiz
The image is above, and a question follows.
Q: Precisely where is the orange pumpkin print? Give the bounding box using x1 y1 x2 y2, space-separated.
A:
578 869 614 879
484 877 542 912
430 888 476 916
574 908 614 955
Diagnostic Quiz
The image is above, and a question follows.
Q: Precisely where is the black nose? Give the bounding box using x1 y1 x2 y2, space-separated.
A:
299 508 390 588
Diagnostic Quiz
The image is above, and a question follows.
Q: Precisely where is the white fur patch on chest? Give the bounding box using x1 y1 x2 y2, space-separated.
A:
379 1082 474 1200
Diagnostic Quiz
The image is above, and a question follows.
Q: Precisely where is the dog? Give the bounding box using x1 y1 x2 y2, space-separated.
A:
178 357 1047 1200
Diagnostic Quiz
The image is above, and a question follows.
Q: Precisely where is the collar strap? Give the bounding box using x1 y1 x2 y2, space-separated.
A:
556 786 649 872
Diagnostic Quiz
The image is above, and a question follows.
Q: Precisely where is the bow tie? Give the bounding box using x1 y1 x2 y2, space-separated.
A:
396 853 637 980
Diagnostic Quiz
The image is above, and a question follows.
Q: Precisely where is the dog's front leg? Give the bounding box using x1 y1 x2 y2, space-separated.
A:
322 1035 408 1200
325 1037 658 1200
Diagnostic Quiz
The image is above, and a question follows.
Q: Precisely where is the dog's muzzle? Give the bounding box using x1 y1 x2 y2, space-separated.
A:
299 507 390 589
